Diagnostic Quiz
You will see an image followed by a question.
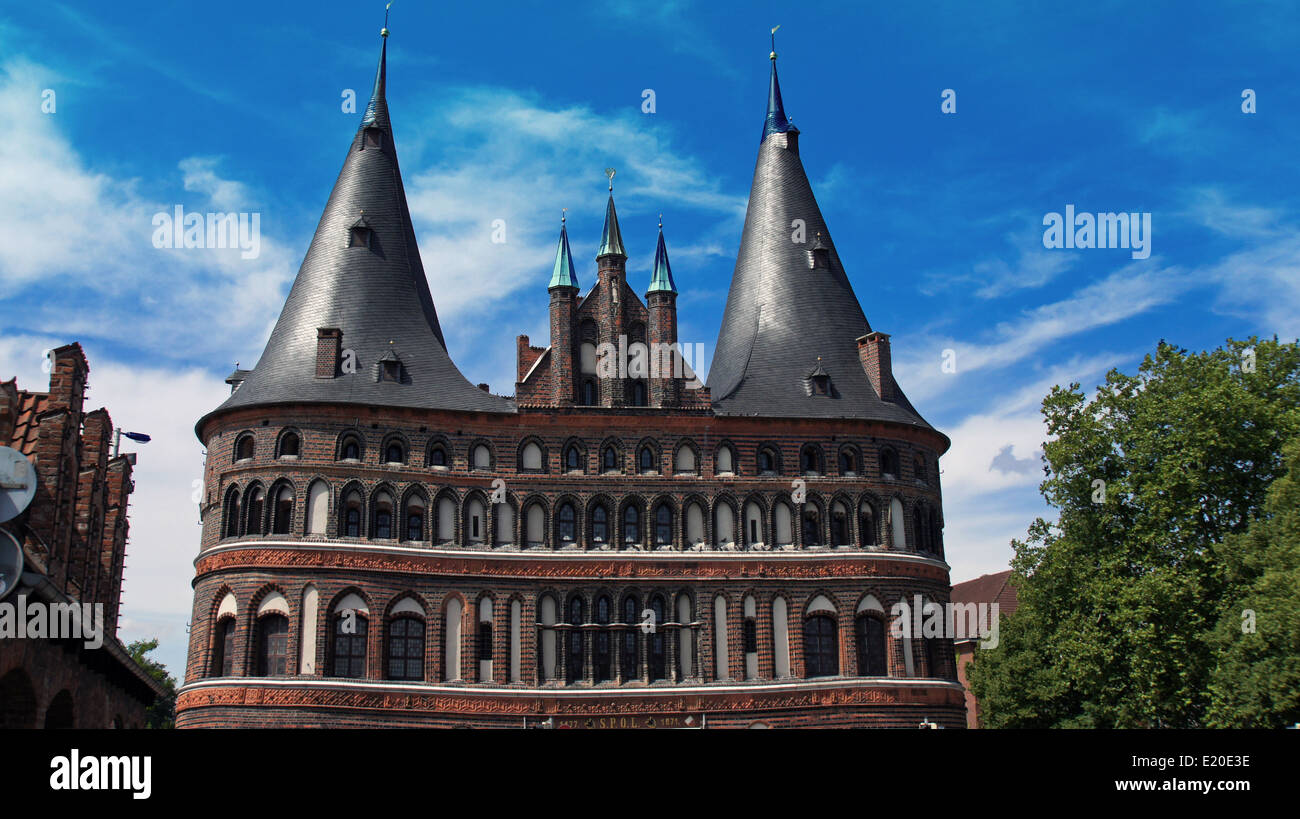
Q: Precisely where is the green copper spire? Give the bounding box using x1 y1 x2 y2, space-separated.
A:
548 210 579 290
647 216 677 294
597 169 626 259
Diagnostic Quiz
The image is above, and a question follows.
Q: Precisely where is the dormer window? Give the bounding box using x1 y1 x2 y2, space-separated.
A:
808 232 830 269
349 214 373 249
363 126 383 149
378 347 403 383
807 359 832 396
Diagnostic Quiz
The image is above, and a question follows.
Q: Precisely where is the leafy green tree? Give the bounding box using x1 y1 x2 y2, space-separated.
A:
1205 435 1300 727
127 638 177 729
969 337 1300 727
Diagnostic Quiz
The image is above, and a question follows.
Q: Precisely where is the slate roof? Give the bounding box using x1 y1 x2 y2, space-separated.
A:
707 55 934 428
200 32 512 432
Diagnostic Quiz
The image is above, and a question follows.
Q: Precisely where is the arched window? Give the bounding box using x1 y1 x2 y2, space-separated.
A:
385 441 405 464
914 507 926 552
621 596 640 681
638 446 655 473
257 615 289 676
648 596 666 681
521 441 543 471
880 448 899 478
715 444 735 475
744 501 763 547
758 447 777 475
803 615 838 678
525 503 545 546
428 443 448 467
630 380 647 407
839 448 857 475
387 617 425 681
774 501 794 545
856 616 887 676
466 497 486 543
223 488 240 538
686 502 705 546
915 455 928 485
674 444 697 474
244 486 264 535
437 495 455 542
471 444 491 470
566 597 584 684
306 480 329 535
404 496 425 542
277 431 300 458
801 445 822 475
493 502 514 546
340 435 361 462
594 595 612 682
373 492 394 539
802 506 821 546
601 446 619 473
832 501 850 546
714 501 735 547
558 502 576 543
339 489 363 538
235 434 254 462
272 485 294 534
591 504 609 544
623 505 641 546
860 502 877 547
654 504 672 547
332 611 368 678
539 596 558 681
212 618 236 676
564 445 581 472
582 378 597 406
890 497 906 547
477 598 494 681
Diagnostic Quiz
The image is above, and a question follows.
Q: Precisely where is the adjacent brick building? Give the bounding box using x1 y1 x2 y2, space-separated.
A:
176 28 964 728
951 569 1019 728
0 344 164 728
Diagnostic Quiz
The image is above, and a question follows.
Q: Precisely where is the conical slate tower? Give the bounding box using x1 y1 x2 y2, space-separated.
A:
708 46 931 427
208 28 511 421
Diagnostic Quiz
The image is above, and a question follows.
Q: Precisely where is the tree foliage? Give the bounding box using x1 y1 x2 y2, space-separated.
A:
127 637 178 729
968 337 1300 727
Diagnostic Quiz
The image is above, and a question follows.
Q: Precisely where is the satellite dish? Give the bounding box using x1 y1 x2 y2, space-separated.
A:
0 529 23 602
0 446 38 524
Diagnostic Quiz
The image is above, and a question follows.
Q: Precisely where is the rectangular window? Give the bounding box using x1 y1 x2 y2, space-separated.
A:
743 618 757 653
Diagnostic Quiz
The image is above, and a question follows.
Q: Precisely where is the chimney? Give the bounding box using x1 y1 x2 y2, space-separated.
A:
857 332 894 402
47 343 88 415
316 328 342 378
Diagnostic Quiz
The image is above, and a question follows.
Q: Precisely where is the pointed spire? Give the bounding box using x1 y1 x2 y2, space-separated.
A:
203 12 513 426
647 215 677 295
763 25 791 141
361 12 390 128
707 31 932 428
548 210 579 290
598 168 626 259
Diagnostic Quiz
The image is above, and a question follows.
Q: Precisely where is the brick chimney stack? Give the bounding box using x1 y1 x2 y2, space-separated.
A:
857 332 894 402
316 328 342 378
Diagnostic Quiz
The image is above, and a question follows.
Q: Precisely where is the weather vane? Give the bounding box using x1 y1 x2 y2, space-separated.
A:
383 1 393 37
561 207 567 224
605 167 616 192
770 24 780 59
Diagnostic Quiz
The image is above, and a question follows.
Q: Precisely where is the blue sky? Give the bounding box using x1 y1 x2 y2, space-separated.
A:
1 0 1298 681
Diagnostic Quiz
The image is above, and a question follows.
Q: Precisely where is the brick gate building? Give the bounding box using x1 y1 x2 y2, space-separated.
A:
176 26 963 728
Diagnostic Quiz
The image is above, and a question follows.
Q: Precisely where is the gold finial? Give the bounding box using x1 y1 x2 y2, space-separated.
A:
770 24 780 60
658 213 663 229
561 207 567 224
382 1 393 37
604 167 616 192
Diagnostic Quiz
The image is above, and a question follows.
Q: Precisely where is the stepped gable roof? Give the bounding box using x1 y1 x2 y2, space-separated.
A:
706 46 933 428
201 28 513 432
